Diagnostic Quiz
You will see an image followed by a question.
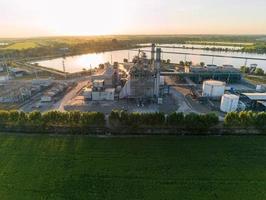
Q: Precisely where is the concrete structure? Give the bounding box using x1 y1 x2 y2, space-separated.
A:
220 94 239 113
183 65 241 83
160 76 165 86
202 80 226 97
91 63 118 87
83 87 92 100
93 80 105 90
92 88 115 101
120 46 162 103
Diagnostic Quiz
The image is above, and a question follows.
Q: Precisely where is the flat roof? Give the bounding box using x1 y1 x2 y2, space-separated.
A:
93 79 104 82
105 88 115 92
223 94 239 99
204 80 226 86
242 93 266 101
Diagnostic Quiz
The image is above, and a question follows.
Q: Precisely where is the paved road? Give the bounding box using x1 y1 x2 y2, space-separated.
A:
54 77 91 111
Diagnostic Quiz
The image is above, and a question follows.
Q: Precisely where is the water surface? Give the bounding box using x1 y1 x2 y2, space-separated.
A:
35 45 266 73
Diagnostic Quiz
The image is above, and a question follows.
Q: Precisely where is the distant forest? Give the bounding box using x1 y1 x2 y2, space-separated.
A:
0 35 266 60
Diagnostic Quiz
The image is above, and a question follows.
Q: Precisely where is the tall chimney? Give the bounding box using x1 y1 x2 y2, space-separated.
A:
154 48 161 99
151 43 156 62
156 48 161 63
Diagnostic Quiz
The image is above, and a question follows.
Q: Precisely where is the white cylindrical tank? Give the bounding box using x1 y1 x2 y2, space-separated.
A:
220 94 239 113
202 80 225 97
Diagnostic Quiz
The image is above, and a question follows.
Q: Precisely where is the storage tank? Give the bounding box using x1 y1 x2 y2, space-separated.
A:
202 80 225 97
220 94 239 113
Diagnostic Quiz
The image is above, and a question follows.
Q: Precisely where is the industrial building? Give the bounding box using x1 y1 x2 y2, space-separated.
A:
91 63 119 87
184 64 241 83
119 46 162 103
41 82 68 103
82 79 115 101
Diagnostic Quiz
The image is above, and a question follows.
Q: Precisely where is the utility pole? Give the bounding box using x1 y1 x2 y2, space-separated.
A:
244 58 248 66
62 58 67 80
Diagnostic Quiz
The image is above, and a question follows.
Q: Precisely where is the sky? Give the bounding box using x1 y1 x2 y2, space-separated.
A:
0 0 266 37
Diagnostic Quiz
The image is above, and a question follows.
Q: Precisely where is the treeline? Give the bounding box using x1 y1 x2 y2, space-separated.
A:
0 110 105 128
242 43 266 54
109 110 219 130
1 110 266 134
0 110 220 132
0 39 139 60
240 66 265 76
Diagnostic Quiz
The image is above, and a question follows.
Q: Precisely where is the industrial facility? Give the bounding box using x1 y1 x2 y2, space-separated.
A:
119 46 163 104
1 43 266 116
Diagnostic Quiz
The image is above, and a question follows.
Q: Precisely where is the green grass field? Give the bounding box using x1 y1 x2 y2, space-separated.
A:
4 41 39 50
0 134 266 199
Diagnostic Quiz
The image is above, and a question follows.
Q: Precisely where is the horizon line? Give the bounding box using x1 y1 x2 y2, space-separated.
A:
1 33 266 40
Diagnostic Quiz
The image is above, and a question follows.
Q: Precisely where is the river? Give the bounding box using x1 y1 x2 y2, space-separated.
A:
34 44 266 73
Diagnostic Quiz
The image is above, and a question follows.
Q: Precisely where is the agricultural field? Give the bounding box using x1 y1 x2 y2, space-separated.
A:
3 41 40 50
0 134 265 199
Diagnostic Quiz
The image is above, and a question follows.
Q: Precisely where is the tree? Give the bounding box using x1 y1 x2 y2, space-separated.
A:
166 112 184 126
9 110 20 124
28 111 42 125
185 61 192 66
179 61 185 66
254 68 264 76
255 112 266 128
0 111 9 125
69 111 81 125
200 62 205 67
240 66 249 74
224 112 240 127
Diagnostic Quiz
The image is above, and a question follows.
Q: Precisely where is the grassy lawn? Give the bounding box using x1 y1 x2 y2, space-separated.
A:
0 135 265 199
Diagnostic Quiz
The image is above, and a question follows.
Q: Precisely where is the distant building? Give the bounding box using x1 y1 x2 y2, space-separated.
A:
9 68 27 77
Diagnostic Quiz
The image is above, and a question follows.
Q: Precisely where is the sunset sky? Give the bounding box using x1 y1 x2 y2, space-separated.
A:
1 0 266 37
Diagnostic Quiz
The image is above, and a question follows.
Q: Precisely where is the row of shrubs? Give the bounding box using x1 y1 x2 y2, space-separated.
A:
109 110 219 129
2 110 265 132
0 110 220 130
225 111 266 128
0 110 105 127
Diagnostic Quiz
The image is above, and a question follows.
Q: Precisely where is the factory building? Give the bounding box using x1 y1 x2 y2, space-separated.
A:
91 63 119 87
184 64 241 83
83 79 115 101
119 46 162 103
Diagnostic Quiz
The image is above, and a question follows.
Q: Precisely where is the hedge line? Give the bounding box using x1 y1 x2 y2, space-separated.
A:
1 110 265 133
109 110 219 130
225 111 266 128
0 110 105 128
